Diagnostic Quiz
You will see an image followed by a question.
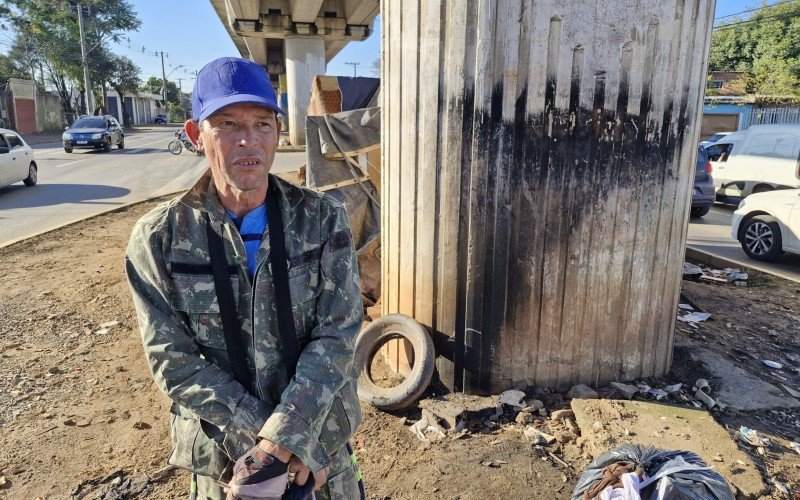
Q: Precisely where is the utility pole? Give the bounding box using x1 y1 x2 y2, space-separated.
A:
160 51 169 123
77 3 93 115
345 61 360 78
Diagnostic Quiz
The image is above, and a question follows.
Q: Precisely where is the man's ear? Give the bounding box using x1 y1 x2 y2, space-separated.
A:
184 119 202 149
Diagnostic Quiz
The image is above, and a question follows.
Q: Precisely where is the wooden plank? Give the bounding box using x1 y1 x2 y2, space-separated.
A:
384 0 403 316
434 0 469 390
397 0 420 319
461 0 496 393
413 0 442 349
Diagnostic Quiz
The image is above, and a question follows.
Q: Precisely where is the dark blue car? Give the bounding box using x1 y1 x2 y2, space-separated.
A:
691 146 715 217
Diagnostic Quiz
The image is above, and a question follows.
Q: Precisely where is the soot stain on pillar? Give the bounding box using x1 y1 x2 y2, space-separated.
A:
445 24 693 393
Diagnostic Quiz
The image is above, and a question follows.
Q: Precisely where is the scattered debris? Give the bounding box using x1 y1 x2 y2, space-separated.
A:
567 384 598 399
550 409 574 421
737 426 769 448
498 389 526 408
678 312 712 324
521 399 544 412
763 360 783 369
678 303 694 311
515 412 534 425
419 399 464 429
791 442 800 455
610 382 639 400
98 320 119 329
524 426 556 445
683 262 703 278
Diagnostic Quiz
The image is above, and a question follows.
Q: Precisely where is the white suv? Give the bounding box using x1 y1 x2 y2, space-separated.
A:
732 189 800 261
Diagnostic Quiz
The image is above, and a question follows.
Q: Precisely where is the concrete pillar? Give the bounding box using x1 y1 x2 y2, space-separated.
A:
382 0 716 394
285 37 326 146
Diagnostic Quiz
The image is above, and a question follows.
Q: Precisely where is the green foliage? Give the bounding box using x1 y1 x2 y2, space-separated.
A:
0 0 141 112
167 102 186 121
709 1 800 99
142 76 180 104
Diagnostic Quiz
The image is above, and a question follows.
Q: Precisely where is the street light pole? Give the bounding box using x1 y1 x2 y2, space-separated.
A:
160 51 169 124
77 3 93 115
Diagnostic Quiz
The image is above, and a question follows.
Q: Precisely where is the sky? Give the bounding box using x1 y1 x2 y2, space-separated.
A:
0 1 780 90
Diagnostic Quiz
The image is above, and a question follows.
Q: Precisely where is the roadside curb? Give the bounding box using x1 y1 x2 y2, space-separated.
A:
685 245 800 284
0 191 185 251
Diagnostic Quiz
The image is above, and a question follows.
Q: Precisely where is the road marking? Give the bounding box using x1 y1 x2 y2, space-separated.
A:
52 137 172 168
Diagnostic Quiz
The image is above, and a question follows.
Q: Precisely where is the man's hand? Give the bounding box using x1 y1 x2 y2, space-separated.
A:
288 457 330 492
226 443 289 499
256 439 293 463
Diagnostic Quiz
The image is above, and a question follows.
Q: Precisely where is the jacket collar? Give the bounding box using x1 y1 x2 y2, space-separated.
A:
178 169 304 228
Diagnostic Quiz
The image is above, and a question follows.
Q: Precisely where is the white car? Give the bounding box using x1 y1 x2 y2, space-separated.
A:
732 189 800 261
0 128 38 189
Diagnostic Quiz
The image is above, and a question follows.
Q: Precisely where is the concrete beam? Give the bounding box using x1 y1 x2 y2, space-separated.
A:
343 0 378 24
290 0 325 23
244 37 268 66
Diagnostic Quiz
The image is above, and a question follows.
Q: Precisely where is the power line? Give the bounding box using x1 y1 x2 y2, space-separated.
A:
713 9 800 31
714 0 797 21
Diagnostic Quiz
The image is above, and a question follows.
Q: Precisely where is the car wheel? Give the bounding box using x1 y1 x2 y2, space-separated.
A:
118 137 124 150
690 205 711 218
740 215 783 262
64 147 72 153
103 138 112 152
23 162 37 186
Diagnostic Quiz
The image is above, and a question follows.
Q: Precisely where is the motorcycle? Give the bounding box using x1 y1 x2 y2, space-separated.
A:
167 129 201 155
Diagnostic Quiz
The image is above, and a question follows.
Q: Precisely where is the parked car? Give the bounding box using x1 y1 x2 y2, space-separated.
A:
0 128 37 188
691 146 715 217
731 188 800 261
699 131 732 149
703 130 745 161
154 114 167 124
710 124 800 200
62 115 125 153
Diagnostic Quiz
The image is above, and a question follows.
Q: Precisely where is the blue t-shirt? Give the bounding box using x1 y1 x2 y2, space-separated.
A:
226 204 267 279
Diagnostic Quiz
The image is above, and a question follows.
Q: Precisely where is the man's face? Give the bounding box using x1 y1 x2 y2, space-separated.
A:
195 103 281 194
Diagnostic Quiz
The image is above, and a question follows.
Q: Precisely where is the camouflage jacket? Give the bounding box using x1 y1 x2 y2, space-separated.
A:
125 171 363 480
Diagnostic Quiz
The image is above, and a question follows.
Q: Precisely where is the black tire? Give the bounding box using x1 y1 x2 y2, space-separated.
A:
354 314 435 411
103 138 111 152
23 162 37 186
167 140 182 155
118 137 124 150
690 205 711 218
740 215 783 262
64 147 72 153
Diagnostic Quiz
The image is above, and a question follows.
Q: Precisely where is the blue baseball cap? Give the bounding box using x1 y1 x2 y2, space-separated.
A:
191 57 285 122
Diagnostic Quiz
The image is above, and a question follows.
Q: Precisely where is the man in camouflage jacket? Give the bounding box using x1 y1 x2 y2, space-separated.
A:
125 57 363 499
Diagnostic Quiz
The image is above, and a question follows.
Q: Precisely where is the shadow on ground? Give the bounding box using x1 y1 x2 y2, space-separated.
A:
0 183 130 209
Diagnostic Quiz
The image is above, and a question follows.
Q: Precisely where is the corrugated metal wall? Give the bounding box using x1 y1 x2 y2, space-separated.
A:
382 0 716 394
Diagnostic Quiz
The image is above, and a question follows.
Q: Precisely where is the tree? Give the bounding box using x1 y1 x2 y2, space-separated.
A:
0 53 30 87
142 76 180 104
709 1 800 100
106 55 140 126
0 0 141 113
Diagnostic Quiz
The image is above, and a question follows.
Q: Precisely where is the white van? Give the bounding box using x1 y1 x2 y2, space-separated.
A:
710 123 800 199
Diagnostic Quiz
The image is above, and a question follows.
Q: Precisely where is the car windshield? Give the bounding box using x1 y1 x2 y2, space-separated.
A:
71 118 106 129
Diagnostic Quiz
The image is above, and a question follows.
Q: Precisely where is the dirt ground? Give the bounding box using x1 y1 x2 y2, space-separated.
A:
0 188 798 499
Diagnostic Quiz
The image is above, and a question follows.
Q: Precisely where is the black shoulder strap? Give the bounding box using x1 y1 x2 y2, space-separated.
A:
206 216 253 393
265 181 302 381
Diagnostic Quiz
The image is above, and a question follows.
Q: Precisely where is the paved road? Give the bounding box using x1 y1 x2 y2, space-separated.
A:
687 202 800 282
0 128 305 246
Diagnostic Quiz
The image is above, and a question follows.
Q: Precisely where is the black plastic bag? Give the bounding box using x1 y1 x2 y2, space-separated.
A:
571 444 734 500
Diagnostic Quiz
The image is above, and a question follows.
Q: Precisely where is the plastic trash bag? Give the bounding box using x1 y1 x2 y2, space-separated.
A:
571 444 734 500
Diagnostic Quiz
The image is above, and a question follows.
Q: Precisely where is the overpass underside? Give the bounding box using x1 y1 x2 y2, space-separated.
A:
209 0 379 145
